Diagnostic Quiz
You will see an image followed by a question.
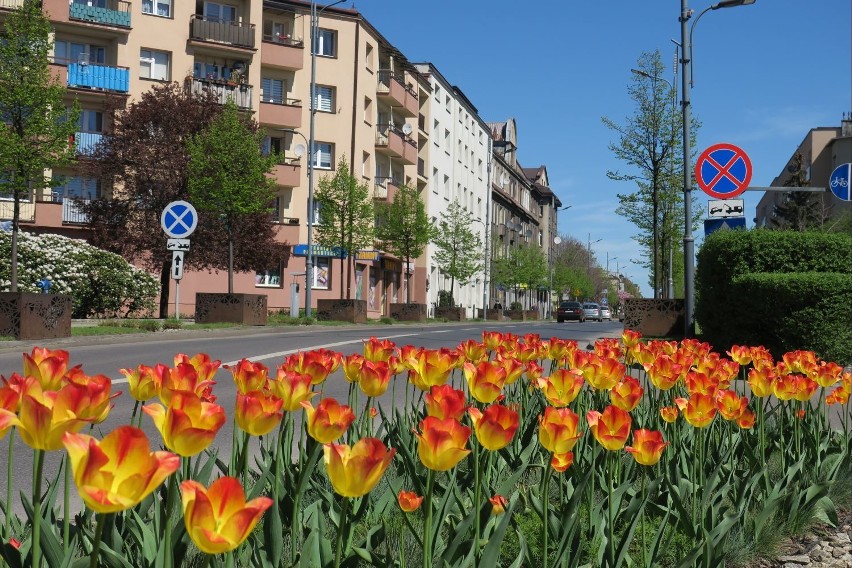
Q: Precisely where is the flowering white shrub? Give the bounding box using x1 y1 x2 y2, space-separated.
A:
0 231 159 318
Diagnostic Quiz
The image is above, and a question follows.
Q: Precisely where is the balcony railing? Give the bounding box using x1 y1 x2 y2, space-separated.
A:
67 63 130 93
376 70 416 98
69 0 131 28
0 0 24 10
61 199 90 224
74 132 103 156
189 77 253 109
262 33 303 47
190 14 255 49
375 123 416 149
260 95 301 107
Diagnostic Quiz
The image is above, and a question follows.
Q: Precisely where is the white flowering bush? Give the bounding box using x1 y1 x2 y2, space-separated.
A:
0 231 159 318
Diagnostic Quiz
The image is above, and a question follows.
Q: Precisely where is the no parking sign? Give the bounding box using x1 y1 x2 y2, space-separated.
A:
695 143 752 199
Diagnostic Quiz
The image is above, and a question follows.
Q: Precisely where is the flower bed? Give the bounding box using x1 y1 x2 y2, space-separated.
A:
0 333 849 567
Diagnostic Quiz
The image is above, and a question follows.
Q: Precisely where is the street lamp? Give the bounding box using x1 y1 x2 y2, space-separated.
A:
305 0 346 318
587 233 601 276
548 236 562 319
679 0 755 336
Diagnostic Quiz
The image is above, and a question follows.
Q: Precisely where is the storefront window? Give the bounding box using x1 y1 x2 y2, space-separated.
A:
256 266 281 287
312 257 330 289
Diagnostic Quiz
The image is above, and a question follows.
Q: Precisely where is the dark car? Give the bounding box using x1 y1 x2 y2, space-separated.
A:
556 301 585 323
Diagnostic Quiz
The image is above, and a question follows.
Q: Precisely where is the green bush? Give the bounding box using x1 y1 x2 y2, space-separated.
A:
437 290 454 308
0 231 159 318
695 229 851 362
510 301 523 311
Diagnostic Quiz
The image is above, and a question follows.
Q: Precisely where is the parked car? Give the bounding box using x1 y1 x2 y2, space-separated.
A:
599 305 611 321
556 301 585 323
583 302 602 322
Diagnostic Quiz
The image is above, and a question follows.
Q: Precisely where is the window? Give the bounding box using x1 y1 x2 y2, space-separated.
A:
263 19 291 42
52 176 99 202
363 97 372 124
365 43 374 70
54 40 105 65
140 49 169 81
312 257 330 289
315 29 336 57
312 85 334 113
204 1 236 22
193 58 245 82
77 109 103 133
141 0 170 17
431 167 438 194
256 265 281 287
261 77 285 104
312 142 332 169
361 152 370 178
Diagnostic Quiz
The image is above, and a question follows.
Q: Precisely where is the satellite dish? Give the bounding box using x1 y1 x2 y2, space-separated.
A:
401 123 413 136
294 144 306 157
553 236 562 245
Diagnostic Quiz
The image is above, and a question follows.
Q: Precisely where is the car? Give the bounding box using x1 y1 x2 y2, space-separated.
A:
556 301 585 323
583 302 602 322
599 305 611 321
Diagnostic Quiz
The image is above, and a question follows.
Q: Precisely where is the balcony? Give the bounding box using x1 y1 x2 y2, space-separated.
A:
260 34 304 70
69 0 131 28
0 0 24 10
258 98 302 128
0 199 34 222
74 132 103 156
375 124 416 165
267 156 301 187
376 70 417 117
188 77 253 110
190 14 255 51
61 199 90 224
67 63 129 93
374 177 401 201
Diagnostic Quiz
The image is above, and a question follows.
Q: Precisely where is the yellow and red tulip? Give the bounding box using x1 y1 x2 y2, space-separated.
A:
228 359 269 394
271 369 315 412
415 416 471 471
625 429 668 466
143 392 226 456
342 354 365 383
174 353 221 383
463 360 507 404
586 406 631 451
727 345 752 366
737 408 756 429
646 355 682 391
715 390 748 421
550 451 574 473
323 437 395 498
120 364 164 402
538 406 582 454
610 376 644 412
64 371 118 424
468 404 519 451
22 347 72 391
424 384 467 421
747 364 776 397
408 348 457 391
357 360 393 397
301 398 355 444
538 368 584 408
580 354 624 391
180 476 272 554
364 337 396 363
684 371 719 397
62 426 179 513
398 490 423 513
489 494 509 515
235 391 283 437
813 361 843 388
457 339 487 364
675 394 717 428
158 362 215 406
659 405 679 423
12 378 95 451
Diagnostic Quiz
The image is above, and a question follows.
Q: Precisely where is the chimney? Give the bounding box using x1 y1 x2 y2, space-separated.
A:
842 112 852 137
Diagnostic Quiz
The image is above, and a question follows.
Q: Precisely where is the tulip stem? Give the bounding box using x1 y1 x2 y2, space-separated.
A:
333 497 351 568
640 471 647 568
89 513 107 568
5 428 14 539
163 475 175 568
240 431 250 484
473 442 482 566
31 449 46 568
63 455 70 554
607 452 615 568
423 470 435 568
541 460 553 568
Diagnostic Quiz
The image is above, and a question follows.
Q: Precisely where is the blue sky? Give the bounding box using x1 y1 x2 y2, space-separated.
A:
357 1 851 296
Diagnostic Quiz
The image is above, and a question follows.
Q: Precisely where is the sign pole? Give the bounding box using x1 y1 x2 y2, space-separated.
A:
175 280 180 323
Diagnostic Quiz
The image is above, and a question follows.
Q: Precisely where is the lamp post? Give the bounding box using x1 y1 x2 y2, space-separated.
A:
680 0 756 336
587 233 601 276
306 0 346 318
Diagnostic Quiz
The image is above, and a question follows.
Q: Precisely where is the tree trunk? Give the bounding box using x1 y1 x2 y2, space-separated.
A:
405 254 411 303
9 174 20 293
159 262 170 318
339 253 345 300
346 255 352 300
227 230 234 294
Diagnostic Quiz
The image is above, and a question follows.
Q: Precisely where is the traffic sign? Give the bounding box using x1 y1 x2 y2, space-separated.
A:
161 201 198 238
171 250 185 280
695 143 752 199
167 238 191 252
704 217 746 237
829 163 851 201
707 199 745 218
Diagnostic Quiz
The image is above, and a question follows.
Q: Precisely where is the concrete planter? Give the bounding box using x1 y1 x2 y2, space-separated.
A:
477 308 505 321
0 292 72 340
434 306 466 321
317 299 367 323
623 298 685 339
506 309 526 321
389 303 427 322
524 310 539 321
194 293 268 325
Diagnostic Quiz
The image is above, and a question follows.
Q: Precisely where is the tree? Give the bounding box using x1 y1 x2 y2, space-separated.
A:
0 0 79 292
314 157 374 300
603 50 700 298
770 152 826 231
82 83 288 317
551 235 595 300
375 183 434 303
492 244 548 309
431 201 481 306
187 101 279 293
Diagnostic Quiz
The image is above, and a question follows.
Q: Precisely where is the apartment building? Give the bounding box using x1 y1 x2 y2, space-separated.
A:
413 63 490 319
0 0 429 318
755 115 852 229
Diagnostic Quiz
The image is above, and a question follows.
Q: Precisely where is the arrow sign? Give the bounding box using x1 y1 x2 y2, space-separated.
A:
172 250 184 280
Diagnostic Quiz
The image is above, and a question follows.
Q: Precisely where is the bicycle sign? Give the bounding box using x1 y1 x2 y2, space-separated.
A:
829 163 851 201
695 143 752 199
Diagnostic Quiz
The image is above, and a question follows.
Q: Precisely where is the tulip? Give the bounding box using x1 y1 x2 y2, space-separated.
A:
489 494 508 515
174 353 221 383
538 406 582 454
659 405 679 423
364 337 396 362
625 429 668 466
782 350 817 376
0 373 27 412
62 426 179 513
468 404 519 451
737 408 756 429
323 437 395 498
342 354 365 383
675 395 717 428
301 398 355 444
545 337 575 362
610 376 644 412
22 347 72 391
772 373 799 401
826 387 850 406
463 361 507 404
684 371 719 397
181 476 272 554
727 345 752 366
580 354 624 391
143 392 226 456
415 416 471 471
283 350 338 385
813 362 843 388
120 364 163 402
748 364 777 397
594 338 622 361
398 490 423 513
792 376 818 402
646 355 682 391
587 406 631 451
228 359 269 394
715 390 748 421
235 391 283 437
550 452 574 473
495 354 526 385
271 369 315 411
482 331 503 352
408 348 457 391
64 371 119 424
357 360 393 397
0 408 15 440
424 384 467 421
13 378 94 451
525 361 544 383
158 362 215 406
537 368 584 407
457 339 487 364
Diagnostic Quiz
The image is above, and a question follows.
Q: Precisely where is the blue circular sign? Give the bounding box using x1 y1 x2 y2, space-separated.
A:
829 163 851 202
695 143 753 199
160 201 198 238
